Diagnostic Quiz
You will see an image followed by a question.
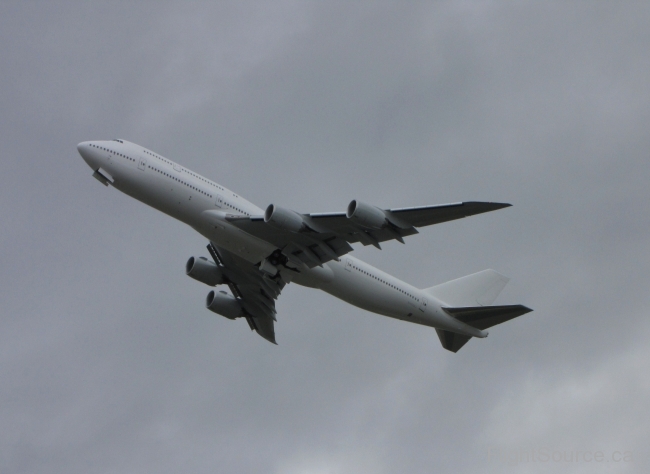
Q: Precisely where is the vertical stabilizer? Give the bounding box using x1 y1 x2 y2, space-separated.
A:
424 269 509 307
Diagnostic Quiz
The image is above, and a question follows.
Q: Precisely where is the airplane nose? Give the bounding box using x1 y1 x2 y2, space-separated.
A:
77 141 88 156
77 141 96 168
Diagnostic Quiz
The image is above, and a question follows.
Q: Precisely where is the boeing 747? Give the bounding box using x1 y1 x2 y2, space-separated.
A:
77 139 531 351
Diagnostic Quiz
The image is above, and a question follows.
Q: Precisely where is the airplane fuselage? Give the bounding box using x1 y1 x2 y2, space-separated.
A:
77 139 487 338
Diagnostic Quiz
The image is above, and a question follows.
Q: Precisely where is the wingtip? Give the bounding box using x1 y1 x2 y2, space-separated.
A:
463 201 512 211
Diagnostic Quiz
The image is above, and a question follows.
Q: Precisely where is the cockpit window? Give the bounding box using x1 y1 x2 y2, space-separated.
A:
112 139 124 144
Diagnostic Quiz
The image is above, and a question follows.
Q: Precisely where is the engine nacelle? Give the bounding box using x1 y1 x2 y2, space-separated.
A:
206 290 244 320
264 204 306 232
346 200 387 229
186 256 225 286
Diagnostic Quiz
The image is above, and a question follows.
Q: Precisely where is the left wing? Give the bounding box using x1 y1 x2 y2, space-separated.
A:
226 200 510 269
207 243 288 344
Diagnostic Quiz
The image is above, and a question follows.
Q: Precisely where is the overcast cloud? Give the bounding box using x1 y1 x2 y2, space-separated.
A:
1 1 649 473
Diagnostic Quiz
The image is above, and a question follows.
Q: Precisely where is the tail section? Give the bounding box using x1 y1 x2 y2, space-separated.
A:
424 270 532 352
443 305 533 330
425 269 509 306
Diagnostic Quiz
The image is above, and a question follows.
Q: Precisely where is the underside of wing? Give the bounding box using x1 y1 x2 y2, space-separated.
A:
225 216 354 269
387 201 511 227
207 243 287 344
225 200 510 268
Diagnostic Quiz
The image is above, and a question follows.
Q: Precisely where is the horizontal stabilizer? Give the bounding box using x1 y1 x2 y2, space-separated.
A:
436 330 472 353
443 304 533 330
425 269 509 307
436 305 532 353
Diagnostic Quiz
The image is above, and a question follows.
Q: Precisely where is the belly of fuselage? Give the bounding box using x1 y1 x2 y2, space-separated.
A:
313 258 421 322
103 158 439 328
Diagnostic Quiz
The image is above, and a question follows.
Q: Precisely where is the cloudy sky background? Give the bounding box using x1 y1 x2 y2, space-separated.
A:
1 1 649 473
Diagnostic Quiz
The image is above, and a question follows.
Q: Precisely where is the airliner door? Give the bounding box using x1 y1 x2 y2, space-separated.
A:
419 297 428 312
138 158 147 171
215 194 224 208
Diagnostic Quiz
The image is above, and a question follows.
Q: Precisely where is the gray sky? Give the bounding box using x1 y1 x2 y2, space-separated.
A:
1 1 649 473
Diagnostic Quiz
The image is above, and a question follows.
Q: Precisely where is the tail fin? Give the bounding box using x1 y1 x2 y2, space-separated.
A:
424 269 509 307
425 270 532 352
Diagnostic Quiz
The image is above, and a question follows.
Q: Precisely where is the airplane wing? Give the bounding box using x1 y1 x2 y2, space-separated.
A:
226 201 510 268
207 242 287 344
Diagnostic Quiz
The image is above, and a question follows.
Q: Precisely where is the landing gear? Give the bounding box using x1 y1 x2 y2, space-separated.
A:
267 249 288 267
259 249 297 277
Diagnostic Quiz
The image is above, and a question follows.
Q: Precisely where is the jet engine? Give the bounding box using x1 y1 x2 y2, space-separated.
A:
346 200 387 229
186 256 225 286
206 290 244 319
264 204 306 232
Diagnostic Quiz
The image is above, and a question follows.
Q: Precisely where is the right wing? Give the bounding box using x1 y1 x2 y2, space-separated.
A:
383 201 511 227
226 201 510 268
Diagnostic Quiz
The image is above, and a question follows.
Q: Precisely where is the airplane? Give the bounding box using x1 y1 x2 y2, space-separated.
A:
77 139 532 352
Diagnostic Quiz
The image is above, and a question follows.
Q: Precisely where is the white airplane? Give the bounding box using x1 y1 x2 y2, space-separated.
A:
77 139 531 351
